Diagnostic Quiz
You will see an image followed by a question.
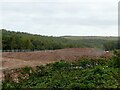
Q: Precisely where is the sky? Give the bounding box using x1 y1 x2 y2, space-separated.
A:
0 0 119 36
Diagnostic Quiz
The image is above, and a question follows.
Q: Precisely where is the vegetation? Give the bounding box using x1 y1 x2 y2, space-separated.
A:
1 29 120 89
2 50 120 89
2 29 119 51
62 36 118 41
0 30 2 50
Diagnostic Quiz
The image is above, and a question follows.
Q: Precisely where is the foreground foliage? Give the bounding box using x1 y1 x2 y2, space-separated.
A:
2 51 120 89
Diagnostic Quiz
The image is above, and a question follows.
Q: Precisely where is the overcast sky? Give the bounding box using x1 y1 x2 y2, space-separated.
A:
0 0 119 36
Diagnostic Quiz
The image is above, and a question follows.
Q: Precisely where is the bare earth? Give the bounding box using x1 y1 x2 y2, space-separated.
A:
2 48 111 70
0 48 112 81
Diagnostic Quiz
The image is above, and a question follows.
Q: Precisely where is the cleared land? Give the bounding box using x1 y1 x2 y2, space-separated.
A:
2 48 112 70
0 48 112 81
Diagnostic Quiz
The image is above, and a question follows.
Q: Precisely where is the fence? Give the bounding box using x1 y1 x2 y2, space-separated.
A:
2 49 50 52
2 50 33 52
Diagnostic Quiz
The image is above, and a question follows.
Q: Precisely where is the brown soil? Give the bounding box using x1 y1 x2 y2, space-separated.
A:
0 48 113 81
2 48 112 70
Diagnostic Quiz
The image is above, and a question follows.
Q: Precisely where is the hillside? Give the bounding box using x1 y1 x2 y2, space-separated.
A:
62 36 118 41
2 29 118 51
1 29 120 89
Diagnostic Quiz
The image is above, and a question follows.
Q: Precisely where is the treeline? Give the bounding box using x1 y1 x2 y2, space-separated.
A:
2 29 69 50
0 30 2 50
2 29 119 51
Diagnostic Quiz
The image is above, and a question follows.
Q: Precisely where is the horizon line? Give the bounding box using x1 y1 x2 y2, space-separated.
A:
1 29 118 37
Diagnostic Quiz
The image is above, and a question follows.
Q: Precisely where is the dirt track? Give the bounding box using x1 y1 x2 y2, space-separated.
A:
2 48 111 70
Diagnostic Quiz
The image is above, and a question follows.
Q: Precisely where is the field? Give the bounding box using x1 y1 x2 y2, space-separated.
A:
2 48 111 70
1 30 120 88
2 49 120 89
62 36 118 40
1 48 111 82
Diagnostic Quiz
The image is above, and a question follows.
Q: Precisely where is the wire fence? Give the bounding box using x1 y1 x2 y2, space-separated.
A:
2 49 51 52
2 50 34 52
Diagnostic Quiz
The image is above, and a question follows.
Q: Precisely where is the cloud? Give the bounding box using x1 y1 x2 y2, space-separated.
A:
0 0 118 36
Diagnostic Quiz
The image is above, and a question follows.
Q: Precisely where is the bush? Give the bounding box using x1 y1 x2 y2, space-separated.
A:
2 54 120 88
